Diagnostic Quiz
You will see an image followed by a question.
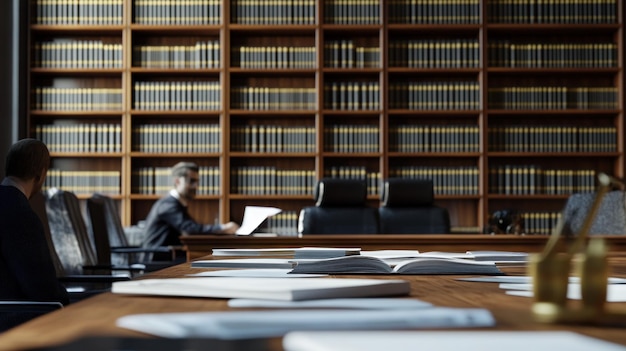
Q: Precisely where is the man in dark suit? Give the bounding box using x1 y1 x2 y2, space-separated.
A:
0 139 70 331
141 162 239 261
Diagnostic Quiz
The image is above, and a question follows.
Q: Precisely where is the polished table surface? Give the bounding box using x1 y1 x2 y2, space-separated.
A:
181 234 626 261
2 256 626 350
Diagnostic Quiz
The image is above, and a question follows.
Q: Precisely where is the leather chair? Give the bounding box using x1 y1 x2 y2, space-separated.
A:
378 178 451 234
86 193 178 273
561 190 626 235
43 189 129 302
298 178 379 234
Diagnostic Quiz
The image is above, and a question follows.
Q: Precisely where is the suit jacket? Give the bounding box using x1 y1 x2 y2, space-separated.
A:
141 194 220 260
0 185 69 330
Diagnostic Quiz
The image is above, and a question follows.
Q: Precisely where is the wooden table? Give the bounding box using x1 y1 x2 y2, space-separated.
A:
181 234 626 261
2 257 626 350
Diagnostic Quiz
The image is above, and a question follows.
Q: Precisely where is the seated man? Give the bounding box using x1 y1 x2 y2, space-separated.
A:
141 162 239 261
0 139 69 331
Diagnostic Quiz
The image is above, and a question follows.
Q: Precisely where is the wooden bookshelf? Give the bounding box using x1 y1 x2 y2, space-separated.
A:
26 0 624 235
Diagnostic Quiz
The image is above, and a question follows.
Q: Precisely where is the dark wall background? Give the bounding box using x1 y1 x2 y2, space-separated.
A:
0 0 27 177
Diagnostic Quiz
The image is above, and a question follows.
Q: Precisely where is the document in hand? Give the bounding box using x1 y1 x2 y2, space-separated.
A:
290 255 503 275
212 247 361 259
235 206 282 235
282 331 626 351
116 308 495 339
111 277 411 301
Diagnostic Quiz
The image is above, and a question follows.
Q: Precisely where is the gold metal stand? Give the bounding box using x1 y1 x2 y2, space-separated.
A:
529 173 626 324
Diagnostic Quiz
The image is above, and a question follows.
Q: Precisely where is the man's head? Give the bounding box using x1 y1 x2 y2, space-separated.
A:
171 161 200 201
5 139 50 195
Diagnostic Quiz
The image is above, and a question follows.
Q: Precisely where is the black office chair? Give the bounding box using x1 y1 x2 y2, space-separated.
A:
561 190 626 235
86 194 178 274
43 188 130 302
298 178 379 234
378 178 451 234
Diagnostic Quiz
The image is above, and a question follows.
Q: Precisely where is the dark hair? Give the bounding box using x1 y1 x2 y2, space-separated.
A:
5 139 50 180
171 161 199 178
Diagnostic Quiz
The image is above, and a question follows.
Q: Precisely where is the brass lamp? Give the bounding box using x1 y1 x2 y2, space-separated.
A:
528 173 626 324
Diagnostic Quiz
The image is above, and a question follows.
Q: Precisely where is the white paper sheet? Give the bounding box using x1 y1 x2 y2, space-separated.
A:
227 297 432 309
117 308 495 339
501 283 626 302
188 269 326 278
235 206 282 235
282 331 626 351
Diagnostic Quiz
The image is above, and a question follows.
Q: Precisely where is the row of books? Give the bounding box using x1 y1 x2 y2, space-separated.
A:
388 40 480 68
323 125 379 153
389 125 480 153
487 41 618 68
265 211 299 236
133 81 221 111
231 125 316 153
324 0 380 24
33 0 617 27
32 87 123 111
389 167 479 195
35 123 122 154
388 0 480 24
133 41 220 69
324 41 380 69
488 126 617 153
132 124 220 153
134 0 221 25
388 81 480 110
323 82 380 110
231 87 317 110
231 0 315 25
487 0 617 24
35 0 123 25
230 167 317 195
34 40 123 69
323 167 381 196
521 211 560 235
489 167 596 195
44 169 121 195
233 46 316 69
487 87 618 110
133 166 220 195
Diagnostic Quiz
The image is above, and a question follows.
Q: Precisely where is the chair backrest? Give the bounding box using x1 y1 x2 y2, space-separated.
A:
45 188 99 275
561 190 626 235
378 178 451 234
29 191 65 277
87 193 131 266
298 178 379 234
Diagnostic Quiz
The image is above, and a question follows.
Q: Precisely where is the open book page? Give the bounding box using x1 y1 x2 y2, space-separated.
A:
290 255 502 275
235 206 282 235
112 277 410 301
227 297 432 309
116 308 495 339
283 331 626 351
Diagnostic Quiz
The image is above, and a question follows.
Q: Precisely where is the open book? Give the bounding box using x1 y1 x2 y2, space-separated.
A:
112 277 410 301
290 255 502 275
